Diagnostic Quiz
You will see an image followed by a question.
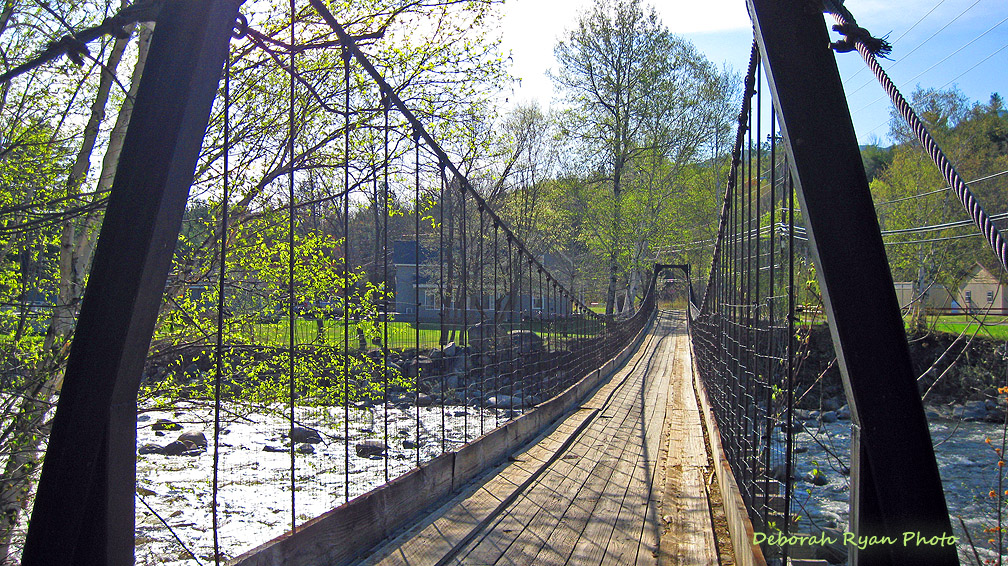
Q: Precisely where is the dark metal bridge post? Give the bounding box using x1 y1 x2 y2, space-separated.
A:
747 1 957 564
22 1 241 564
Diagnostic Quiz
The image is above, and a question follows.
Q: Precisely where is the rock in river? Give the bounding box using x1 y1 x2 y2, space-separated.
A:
177 430 207 449
355 440 387 458
288 426 323 444
152 418 181 431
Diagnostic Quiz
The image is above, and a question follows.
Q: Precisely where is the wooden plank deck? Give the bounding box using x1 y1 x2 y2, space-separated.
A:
355 311 716 566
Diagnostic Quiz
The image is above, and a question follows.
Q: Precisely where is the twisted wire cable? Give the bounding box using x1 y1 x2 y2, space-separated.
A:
700 39 759 313
828 8 1008 273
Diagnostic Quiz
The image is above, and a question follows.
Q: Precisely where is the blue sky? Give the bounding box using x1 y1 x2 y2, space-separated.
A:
498 0 1008 145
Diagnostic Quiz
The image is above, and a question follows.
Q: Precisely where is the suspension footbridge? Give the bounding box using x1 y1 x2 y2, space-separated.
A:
4 0 1004 565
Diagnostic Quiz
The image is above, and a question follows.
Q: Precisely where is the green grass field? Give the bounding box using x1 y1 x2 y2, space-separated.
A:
897 313 1008 341
249 320 448 349
242 318 598 350
929 321 1008 341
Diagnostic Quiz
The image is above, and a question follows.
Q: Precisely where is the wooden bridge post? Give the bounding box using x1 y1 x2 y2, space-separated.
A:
747 1 958 565
21 1 241 564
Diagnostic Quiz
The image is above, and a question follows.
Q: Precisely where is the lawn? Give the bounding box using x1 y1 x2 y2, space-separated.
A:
929 321 1008 341
243 318 599 350
247 320 453 349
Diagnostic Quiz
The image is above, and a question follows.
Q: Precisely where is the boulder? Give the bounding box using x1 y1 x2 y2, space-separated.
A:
468 322 502 353
485 395 509 409
835 404 850 420
505 330 544 354
770 463 793 481
416 393 434 407
263 445 286 453
385 362 405 383
177 431 207 449
406 356 432 378
793 409 814 421
961 400 988 421
355 440 387 458
820 396 842 412
816 528 849 563
296 443 315 455
289 426 323 444
403 439 419 450
820 411 838 424
161 440 202 456
924 405 944 420
487 394 527 409
443 342 458 357
138 443 162 455
985 407 1006 423
152 418 181 431
449 355 466 374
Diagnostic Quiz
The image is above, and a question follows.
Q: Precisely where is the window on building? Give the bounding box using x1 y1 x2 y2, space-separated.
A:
965 290 972 303
423 289 440 309
988 290 995 303
532 296 542 310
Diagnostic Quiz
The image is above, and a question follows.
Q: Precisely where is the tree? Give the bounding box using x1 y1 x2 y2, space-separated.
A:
552 0 729 314
0 1 147 554
872 87 1008 332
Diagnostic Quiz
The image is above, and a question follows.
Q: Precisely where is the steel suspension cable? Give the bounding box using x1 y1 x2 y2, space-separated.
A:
307 0 595 315
700 40 759 312
342 44 351 504
479 204 485 436
439 161 446 453
414 128 421 467
461 183 468 442
382 89 390 483
211 39 231 566
287 0 297 534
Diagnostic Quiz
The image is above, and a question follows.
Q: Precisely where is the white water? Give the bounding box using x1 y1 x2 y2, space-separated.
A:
134 400 511 565
792 415 1008 565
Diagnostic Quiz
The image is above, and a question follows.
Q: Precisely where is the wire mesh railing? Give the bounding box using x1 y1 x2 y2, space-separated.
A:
687 42 805 564
687 1 1005 562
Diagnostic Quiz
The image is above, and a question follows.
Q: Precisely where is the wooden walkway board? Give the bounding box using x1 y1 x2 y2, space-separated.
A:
355 311 717 566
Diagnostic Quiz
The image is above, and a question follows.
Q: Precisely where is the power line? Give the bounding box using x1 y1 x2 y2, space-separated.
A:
883 231 982 246
788 229 982 246
842 0 950 86
788 208 1008 239
882 210 1008 235
853 37 1008 117
940 40 1008 89
875 169 1008 206
857 37 1008 135
900 15 1008 92
846 0 983 98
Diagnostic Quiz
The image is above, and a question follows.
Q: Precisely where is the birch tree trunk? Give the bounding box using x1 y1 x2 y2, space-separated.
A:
0 19 149 561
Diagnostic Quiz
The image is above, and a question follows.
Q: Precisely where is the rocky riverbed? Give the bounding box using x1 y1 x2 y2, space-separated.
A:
133 400 514 565
134 398 1008 566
